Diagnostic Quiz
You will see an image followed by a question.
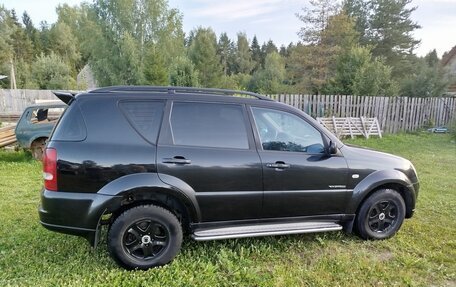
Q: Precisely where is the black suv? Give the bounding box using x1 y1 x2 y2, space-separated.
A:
40 86 419 270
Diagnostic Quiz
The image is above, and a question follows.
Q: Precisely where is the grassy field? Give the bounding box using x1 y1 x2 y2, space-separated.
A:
0 133 455 287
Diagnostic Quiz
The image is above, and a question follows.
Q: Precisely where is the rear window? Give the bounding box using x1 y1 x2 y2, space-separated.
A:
51 104 87 141
119 101 165 144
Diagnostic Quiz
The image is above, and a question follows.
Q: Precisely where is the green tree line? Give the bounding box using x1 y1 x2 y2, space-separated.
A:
0 0 451 96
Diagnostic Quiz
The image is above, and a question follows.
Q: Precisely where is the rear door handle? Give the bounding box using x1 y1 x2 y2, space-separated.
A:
266 162 290 169
162 157 192 165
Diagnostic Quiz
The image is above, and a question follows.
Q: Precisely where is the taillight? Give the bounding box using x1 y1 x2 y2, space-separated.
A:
43 148 57 191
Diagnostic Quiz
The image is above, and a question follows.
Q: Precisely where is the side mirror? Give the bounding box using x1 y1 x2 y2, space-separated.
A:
328 141 337 155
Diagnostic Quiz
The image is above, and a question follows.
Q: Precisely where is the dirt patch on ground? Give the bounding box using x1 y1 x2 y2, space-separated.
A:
376 250 394 262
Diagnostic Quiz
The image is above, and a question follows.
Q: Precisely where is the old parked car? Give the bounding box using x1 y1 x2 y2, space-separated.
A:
15 104 66 159
39 86 419 270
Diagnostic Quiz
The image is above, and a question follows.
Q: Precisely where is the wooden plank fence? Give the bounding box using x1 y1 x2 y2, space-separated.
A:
268 94 456 134
1 90 455 134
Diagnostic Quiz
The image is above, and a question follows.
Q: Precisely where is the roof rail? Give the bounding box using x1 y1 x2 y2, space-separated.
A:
89 86 273 101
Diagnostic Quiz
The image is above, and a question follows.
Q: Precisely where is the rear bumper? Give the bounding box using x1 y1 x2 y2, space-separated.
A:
39 188 122 245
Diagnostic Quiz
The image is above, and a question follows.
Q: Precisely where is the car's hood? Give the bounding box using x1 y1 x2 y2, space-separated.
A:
341 144 413 175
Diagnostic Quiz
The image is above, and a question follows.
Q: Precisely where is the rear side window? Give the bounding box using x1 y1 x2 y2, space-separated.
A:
170 102 249 149
51 104 87 141
119 101 165 144
27 107 65 124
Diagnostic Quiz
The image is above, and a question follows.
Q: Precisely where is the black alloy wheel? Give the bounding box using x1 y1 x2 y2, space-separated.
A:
367 200 398 233
108 205 183 270
123 219 169 260
356 189 406 240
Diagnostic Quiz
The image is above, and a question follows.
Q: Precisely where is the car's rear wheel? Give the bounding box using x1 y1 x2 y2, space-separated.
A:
355 189 405 240
108 204 183 270
31 138 47 160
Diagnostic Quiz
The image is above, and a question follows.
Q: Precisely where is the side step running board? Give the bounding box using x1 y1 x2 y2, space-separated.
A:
192 221 342 241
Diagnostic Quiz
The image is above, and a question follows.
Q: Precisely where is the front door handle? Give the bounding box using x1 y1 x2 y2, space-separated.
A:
266 162 290 169
162 156 192 165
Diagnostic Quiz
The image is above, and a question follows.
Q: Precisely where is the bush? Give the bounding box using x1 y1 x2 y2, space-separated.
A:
169 56 200 87
31 52 75 89
352 57 398 96
400 59 449 98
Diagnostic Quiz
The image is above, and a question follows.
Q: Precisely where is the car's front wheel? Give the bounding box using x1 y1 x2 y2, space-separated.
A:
355 189 406 240
108 204 183 270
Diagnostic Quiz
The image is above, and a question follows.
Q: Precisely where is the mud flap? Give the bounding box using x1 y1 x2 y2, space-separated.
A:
85 211 105 248
342 218 355 234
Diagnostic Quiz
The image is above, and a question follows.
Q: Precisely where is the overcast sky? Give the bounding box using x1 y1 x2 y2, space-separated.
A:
2 0 456 57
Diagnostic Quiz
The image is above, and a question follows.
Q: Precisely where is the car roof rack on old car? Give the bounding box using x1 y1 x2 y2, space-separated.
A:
89 86 273 101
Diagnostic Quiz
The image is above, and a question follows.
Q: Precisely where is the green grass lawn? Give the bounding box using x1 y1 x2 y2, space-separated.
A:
0 133 455 287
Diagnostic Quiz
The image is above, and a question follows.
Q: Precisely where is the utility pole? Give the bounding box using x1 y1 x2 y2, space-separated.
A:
10 58 17 89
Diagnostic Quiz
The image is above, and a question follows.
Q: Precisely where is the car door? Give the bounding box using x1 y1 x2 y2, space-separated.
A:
157 101 263 222
249 106 350 218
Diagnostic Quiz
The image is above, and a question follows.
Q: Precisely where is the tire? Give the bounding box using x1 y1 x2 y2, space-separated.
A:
355 189 406 240
108 205 183 270
31 138 47 160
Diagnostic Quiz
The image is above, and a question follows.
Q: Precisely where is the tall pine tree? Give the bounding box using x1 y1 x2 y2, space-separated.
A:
344 0 420 76
251 35 262 71
234 33 253 74
217 32 234 76
188 27 223 87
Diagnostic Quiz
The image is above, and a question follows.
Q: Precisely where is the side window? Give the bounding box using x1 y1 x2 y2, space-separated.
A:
170 102 249 149
52 104 87 141
120 101 165 144
252 107 325 153
28 107 65 124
